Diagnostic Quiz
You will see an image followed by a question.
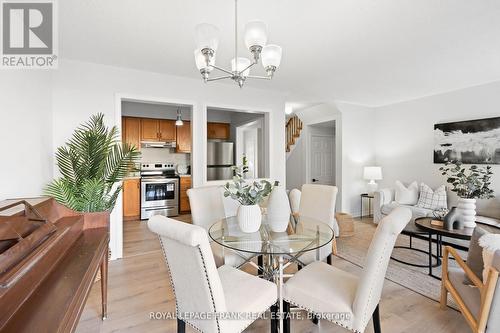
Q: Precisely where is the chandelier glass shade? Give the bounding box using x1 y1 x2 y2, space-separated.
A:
194 0 282 88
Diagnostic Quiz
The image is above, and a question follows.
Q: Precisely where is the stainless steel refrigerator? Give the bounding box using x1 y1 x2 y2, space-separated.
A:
207 141 234 181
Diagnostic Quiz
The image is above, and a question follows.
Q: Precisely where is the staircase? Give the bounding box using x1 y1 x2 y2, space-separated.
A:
286 115 303 152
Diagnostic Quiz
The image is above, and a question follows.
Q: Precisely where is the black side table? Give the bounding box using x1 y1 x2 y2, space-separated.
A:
360 193 374 219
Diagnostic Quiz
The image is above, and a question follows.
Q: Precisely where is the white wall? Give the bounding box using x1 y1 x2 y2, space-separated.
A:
336 102 376 216
286 102 376 216
374 81 500 218
51 59 286 259
0 71 53 199
286 135 305 190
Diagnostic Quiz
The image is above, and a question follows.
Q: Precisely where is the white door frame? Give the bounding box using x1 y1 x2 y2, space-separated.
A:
236 118 264 179
202 103 271 186
301 116 342 210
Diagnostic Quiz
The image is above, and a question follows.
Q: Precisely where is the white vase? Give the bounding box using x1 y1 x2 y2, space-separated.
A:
237 204 262 233
457 198 477 228
267 185 291 232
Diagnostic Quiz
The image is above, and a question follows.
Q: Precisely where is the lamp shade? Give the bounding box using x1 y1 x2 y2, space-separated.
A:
231 57 251 77
261 44 282 68
363 166 383 180
194 49 215 70
195 23 219 51
244 20 268 49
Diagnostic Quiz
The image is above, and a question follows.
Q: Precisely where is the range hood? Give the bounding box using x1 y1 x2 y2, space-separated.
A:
141 141 176 149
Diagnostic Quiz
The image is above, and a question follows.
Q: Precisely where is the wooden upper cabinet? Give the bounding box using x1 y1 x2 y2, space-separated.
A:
207 122 230 140
141 119 159 141
176 121 191 153
123 178 140 220
159 120 176 141
122 117 141 151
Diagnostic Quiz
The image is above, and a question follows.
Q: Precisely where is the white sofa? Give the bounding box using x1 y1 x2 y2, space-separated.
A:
373 188 437 223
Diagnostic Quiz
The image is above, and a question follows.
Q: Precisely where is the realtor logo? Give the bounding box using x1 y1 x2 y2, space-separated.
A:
1 0 58 68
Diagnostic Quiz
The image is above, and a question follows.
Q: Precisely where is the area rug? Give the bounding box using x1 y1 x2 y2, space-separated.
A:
336 220 464 308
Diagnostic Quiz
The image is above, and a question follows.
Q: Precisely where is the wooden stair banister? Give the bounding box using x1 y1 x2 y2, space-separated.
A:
285 115 303 152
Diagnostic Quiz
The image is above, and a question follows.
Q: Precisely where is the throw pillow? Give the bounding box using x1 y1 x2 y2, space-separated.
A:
463 227 488 285
479 234 500 284
394 181 419 205
416 183 447 210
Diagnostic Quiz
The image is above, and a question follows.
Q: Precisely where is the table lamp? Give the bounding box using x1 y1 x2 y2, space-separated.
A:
364 166 382 194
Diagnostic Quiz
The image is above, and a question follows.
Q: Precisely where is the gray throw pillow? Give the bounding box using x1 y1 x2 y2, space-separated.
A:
463 227 489 285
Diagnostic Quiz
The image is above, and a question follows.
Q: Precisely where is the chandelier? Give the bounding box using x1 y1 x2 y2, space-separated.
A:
194 0 282 88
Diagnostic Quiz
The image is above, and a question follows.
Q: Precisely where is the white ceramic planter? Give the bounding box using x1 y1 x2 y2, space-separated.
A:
457 198 477 228
267 185 291 232
237 204 262 233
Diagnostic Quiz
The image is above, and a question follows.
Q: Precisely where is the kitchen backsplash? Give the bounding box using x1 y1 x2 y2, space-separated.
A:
140 148 190 166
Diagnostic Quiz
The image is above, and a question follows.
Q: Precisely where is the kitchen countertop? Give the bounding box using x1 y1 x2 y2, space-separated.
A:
177 174 191 178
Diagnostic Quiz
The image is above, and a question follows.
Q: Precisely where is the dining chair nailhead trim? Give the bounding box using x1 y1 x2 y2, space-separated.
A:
197 246 222 333
360 240 390 329
283 297 361 333
157 236 214 333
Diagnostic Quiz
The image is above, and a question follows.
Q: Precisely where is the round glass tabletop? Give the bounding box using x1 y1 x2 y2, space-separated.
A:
208 215 334 255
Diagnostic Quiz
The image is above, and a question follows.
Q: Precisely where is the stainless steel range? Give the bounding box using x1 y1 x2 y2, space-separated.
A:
140 162 179 220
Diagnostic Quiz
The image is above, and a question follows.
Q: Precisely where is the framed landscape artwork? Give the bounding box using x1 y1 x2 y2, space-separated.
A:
434 117 500 164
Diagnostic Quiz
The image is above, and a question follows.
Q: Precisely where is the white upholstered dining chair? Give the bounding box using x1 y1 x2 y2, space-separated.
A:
296 184 339 266
288 188 301 219
148 216 277 333
187 186 250 268
283 207 412 333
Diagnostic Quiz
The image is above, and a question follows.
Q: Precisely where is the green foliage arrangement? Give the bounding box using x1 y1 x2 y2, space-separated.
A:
439 160 495 199
223 155 273 205
45 113 140 212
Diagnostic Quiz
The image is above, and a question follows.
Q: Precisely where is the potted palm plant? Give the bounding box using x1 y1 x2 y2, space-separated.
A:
45 113 140 229
440 160 495 228
223 157 273 233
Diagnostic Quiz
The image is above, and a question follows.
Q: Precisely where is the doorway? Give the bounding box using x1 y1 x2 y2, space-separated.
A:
236 118 264 179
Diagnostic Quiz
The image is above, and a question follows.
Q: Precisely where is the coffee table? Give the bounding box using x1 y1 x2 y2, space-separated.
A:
390 221 441 269
415 217 477 279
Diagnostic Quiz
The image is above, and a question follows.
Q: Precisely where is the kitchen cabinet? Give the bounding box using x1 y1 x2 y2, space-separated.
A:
176 121 191 153
140 118 176 142
159 120 176 141
207 122 230 140
123 178 140 220
179 176 191 213
122 117 141 151
141 119 159 141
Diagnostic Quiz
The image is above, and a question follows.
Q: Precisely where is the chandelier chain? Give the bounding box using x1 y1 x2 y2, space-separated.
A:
235 0 238 70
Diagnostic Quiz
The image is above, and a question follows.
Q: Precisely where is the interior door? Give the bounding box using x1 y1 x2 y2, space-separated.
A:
310 134 334 185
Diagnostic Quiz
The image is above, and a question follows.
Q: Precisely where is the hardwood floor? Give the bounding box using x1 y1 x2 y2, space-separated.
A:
76 217 469 333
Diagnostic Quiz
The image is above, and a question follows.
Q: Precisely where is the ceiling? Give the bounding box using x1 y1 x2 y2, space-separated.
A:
60 0 500 106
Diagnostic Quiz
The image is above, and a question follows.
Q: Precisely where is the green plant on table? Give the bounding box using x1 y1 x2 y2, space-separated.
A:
45 113 141 212
223 155 273 205
439 160 494 199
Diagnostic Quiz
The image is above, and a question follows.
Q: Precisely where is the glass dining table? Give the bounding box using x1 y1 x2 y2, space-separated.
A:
209 215 334 332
